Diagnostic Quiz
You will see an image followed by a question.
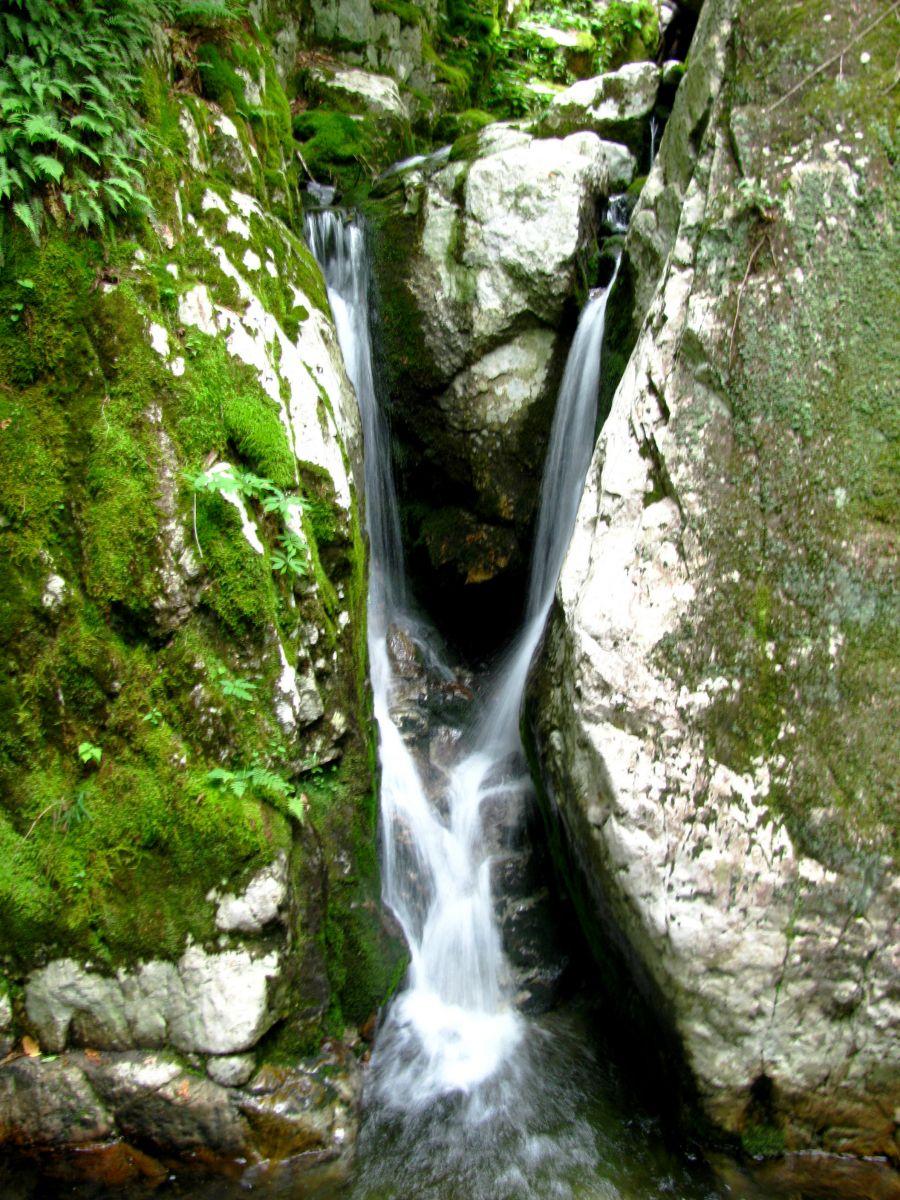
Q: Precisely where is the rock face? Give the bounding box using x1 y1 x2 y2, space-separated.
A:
371 124 638 645
530 0 899 1161
308 0 446 103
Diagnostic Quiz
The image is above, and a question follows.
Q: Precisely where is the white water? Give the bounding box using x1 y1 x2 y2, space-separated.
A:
307 206 622 1113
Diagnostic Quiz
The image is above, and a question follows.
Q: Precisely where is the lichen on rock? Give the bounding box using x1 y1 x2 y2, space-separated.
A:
529 0 900 1161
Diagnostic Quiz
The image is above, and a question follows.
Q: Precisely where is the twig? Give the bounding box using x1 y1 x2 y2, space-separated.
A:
192 493 204 560
729 234 769 365
767 1 900 113
23 802 57 841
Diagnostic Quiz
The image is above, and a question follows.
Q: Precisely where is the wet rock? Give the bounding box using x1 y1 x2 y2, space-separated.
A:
206 1054 256 1088
387 625 424 679
421 508 520 586
0 1058 113 1146
82 1051 249 1157
240 1049 360 1161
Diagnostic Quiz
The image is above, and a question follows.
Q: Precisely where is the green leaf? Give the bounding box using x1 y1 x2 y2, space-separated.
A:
77 741 102 765
286 794 306 823
32 153 64 182
23 112 59 144
12 200 39 241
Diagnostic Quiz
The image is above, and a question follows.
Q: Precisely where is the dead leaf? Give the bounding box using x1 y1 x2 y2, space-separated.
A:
22 1036 40 1058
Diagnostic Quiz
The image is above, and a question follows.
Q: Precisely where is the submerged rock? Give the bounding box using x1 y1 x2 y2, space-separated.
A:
0 1047 360 1170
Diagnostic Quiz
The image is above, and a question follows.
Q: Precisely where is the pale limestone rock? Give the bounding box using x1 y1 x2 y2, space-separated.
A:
206 1053 256 1087
40 573 66 610
26 946 281 1055
435 329 559 525
210 852 289 934
531 0 898 1158
399 130 633 385
537 62 660 148
310 66 408 123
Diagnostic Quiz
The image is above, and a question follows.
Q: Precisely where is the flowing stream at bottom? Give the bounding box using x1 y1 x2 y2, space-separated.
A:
306 210 729 1200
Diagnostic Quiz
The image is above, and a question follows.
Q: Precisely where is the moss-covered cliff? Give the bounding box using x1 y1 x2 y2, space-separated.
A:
0 8 404 1151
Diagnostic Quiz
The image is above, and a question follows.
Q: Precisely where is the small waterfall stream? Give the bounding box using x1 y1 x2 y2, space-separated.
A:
306 208 728 1199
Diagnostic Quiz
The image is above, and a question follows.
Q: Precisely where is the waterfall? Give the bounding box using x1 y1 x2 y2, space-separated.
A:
307 203 623 1114
649 114 661 168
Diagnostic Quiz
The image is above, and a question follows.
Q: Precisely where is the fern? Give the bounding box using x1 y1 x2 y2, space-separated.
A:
0 0 162 239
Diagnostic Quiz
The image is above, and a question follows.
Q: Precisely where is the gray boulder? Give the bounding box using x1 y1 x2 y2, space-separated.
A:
536 62 661 151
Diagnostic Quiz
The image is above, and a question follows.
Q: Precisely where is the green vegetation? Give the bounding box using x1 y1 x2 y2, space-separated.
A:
432 0 659 119
0 0 405 1047
293 109 375 178
0 0 247 242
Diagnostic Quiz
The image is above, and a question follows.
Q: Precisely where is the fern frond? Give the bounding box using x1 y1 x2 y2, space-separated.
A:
13 198 40 241
32 153 63 182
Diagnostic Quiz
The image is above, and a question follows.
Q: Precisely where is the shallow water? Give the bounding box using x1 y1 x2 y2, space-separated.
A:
0 1002 760 1200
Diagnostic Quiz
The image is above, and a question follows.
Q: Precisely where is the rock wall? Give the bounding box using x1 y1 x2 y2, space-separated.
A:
369 107 646 650
530 0 899 1161
0 19 402 1177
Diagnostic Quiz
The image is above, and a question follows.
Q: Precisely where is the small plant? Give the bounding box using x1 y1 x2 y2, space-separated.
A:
271 531 309 578
185 462 311 580
8 277 34 323
57 786 91 831
142 707 163 727
211 663 256 701
0 0 156 242
205 764 306 822
736 177 782 221
77 741 102 765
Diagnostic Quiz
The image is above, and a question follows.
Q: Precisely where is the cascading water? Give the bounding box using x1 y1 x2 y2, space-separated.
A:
308 206 622 1112
306 204 726 1199
307 209 522 1105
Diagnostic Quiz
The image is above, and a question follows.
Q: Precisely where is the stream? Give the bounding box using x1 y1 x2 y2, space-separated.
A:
299 210 758 1200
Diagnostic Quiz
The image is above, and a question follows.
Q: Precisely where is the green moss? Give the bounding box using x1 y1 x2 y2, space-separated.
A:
223 393 296 489
194 493 277 637
423 44 471 106
198 42 247 109
434 107 495 142
741 1123 786 1159
0 22 400 1058
302 748 407 1027
372 0 423 24
293 109 375 182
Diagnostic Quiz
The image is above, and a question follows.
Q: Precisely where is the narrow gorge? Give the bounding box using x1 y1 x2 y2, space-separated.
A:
0 2 896 1199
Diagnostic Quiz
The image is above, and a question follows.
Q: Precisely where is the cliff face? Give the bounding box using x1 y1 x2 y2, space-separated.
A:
530 0 898 1160
0 15 403 1171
